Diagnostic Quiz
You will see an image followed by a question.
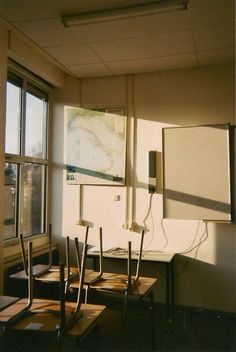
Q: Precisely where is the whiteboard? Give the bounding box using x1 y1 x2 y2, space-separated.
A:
162 124 232 221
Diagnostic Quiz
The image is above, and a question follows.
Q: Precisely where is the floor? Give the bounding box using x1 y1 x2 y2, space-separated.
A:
1 296 235 352
94 297 236 352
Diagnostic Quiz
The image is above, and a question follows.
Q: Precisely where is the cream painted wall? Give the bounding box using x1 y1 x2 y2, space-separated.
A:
0 25 8 293
50 74 80 262
53 63 236 312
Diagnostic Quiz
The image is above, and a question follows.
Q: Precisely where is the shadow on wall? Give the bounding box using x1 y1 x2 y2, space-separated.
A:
175 251 236 312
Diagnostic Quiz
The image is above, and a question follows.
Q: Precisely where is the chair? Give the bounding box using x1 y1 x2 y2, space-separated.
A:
19 230 78 293
19 224 54 278
88 230 145 322
1 239 88 341
77 226 104 285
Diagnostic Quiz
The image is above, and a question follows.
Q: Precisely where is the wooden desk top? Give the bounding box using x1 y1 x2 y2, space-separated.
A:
88 249 175 263
71 273 157 297
10 265 93 283
0 295 20 312
0 298 105 337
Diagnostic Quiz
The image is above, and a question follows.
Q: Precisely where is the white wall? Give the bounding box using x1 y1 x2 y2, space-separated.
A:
52 63 236 312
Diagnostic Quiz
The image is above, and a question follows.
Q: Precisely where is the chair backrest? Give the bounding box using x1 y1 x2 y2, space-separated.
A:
135 229 145 281
98 227 103 276
57 238 88 334
126 229 145 289
19 233 28 277
48 223 52 268
27 241 33 309
19 235 34 306
58 241 88 335
58 262 66 330
65 236 70 284
74 237 81 273
7 241 34 324
127 241 132 289
75 242 88 312
75 226 103 277
19 224 53 277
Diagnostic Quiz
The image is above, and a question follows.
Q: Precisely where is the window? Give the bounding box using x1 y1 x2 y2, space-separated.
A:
5 80 21 154
4 69 49 240
4 163 18 240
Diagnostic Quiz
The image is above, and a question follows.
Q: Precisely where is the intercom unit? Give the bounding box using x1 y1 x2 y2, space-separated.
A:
148 150 157 193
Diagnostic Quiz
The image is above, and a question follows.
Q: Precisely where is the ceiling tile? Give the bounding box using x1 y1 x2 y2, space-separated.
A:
197 48 235 66
66 62 113 78
107 53 197 75
12 19 79 47
45 45 100 65
194 23 235 52
91 31 194 62
190 0 235 28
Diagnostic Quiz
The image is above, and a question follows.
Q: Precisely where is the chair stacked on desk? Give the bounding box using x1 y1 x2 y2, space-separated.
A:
5 225 157 349
77 228 157 349
0 239 89 340
19 226 79 294
71 227 151 327
86 230 145 323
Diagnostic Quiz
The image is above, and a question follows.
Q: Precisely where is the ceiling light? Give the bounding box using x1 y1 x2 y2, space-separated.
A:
61 0 189 27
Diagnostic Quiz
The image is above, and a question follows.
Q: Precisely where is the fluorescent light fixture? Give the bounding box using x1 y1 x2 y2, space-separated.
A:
61 0 188 27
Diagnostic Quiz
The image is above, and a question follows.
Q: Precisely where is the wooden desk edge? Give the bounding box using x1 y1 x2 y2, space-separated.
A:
87 251 175 262
0 299 106 337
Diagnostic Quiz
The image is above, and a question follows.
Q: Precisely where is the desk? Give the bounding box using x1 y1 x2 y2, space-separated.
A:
71 274 157 348
10 265 93 283
88 249 175 317
0 296 20 312
0 298 105 350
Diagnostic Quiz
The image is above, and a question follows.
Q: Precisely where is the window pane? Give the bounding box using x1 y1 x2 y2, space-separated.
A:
4 163 18 240
25 92 47 158
5 82 21 154
22 163 46 237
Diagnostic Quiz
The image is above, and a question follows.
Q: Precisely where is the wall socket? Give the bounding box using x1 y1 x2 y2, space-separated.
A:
113 194 120 201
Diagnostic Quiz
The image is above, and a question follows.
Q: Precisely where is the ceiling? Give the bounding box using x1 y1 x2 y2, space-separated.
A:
0 0 235 79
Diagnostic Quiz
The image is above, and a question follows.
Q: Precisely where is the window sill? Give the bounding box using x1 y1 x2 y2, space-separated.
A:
3 234 57 268
3 233 48 248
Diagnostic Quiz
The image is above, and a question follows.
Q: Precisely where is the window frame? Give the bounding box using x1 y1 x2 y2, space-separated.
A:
4 63 51 243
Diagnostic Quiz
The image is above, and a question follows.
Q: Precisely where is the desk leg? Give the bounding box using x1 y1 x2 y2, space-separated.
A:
166 263 170 319
123 290 128 325
148 291 155 350
92 257 98 271
166 260 174 321
170 259 174 314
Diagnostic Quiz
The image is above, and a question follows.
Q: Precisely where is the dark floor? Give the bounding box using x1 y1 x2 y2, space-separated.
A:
1 296 235 352
94 297 236 352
